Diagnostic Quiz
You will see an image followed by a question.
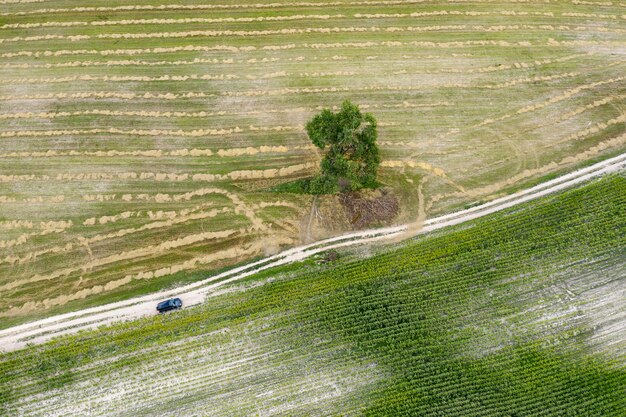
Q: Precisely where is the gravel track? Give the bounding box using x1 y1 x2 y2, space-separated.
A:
1 152 624 352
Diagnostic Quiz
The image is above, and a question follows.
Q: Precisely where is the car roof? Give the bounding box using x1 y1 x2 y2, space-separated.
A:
157 299 173 307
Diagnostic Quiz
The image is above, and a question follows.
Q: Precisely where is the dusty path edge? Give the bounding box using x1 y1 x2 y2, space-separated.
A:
1 152 625 352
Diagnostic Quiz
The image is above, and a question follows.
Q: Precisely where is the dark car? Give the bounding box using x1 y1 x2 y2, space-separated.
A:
156 298 182 313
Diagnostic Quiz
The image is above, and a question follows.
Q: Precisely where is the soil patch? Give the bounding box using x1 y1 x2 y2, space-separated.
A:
339 188 399 229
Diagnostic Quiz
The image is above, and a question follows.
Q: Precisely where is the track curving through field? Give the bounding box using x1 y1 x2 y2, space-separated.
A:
0 152 624 352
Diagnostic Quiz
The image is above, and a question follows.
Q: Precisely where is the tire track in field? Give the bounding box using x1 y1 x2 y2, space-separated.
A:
448 133 626 200
1 152 623 351
475 73 626 129
550 114 626 147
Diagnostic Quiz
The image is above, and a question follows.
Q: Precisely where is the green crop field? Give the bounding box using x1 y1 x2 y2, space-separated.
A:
1 0 625 325
0 174 623 415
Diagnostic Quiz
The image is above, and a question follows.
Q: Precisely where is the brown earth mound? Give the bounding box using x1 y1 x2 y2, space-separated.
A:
339 188 399 229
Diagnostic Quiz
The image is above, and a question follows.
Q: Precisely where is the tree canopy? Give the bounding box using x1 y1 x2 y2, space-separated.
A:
305 100 380 194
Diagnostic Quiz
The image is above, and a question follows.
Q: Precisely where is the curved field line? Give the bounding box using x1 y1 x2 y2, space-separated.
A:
475 73 626 129
77 208 231 247
80 187 256 204
563 94 626 120
550 114 626 146
1 235 298 320
446 134 626 200
0 229 240 293
36 207 233 278
0 243 74 267
0 152 624 351
0 221 72 249
541 94 626 127
81 203 215 227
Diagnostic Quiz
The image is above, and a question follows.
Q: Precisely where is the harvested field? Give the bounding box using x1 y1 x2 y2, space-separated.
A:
0 0 625 323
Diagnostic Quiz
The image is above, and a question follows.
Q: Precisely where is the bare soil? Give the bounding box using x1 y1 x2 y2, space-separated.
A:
339 188 400 229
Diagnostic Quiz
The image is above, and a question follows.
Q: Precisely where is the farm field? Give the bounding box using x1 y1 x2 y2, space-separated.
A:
0 174 624 416
1 0 626 325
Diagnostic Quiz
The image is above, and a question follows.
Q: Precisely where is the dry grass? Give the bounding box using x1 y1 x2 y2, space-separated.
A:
0 0 624 321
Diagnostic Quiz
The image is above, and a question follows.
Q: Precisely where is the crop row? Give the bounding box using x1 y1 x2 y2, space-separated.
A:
0 203 215 267
0 126 303 138
0 39 548 59
0 71 358 85
0 55 592 85
2 0 621 16
5 10 623 30
0 163 316 184
3 234 294 318
1 70 614 106
0 0 436 16
0 52 585 72
5 24 623 45
474 73 626 129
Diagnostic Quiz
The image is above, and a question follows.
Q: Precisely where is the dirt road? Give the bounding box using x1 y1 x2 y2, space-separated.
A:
1 153 624 352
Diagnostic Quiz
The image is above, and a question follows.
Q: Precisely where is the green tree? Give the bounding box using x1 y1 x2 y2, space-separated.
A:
306 100 380 194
